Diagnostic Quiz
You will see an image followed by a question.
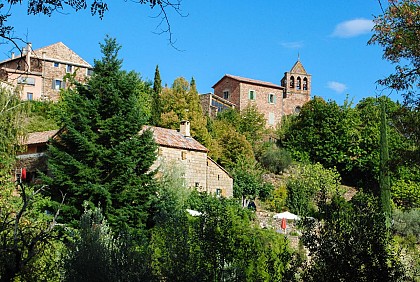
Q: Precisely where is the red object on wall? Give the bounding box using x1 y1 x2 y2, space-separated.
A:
21 168 26 181
281 218 287 230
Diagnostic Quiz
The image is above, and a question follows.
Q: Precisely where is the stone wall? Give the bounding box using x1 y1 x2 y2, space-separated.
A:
206 158 233 197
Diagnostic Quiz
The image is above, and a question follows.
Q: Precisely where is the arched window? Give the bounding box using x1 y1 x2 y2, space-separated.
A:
303 77 308 90
290 76 294 88
296 77 301 90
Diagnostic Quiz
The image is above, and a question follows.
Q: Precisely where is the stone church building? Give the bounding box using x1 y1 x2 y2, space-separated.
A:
201 60 311 127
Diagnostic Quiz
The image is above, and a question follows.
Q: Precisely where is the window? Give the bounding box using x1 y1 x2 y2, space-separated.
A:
86 69 94 76
290 76 295 88
268 112 275 125
26 92 33 101
53 79 64 90
181 151 187 160
66 64 73 73
223 90 229 100
303 77 308 90
17 77 35 86
216 188 222 198
268 93 275 104
53 62 59 67
295 106 301 114
248 90 256 100
195 182 200 188
296 77 301 90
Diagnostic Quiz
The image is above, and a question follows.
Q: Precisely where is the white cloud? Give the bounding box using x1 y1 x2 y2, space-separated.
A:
332 18 374 38
327 81 347 93
280 41 304 49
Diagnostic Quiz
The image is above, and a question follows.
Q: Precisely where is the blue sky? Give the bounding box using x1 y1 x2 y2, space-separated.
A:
3 0 399 105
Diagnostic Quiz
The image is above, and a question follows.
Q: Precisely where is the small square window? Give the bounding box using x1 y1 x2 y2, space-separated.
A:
27 92 33 101
53 62 59 67
66 64 72 73
86 69 94 76
223 90 229 99
216 188 222 197
268 93 275 104
181 151 187 160
195 182 200 187
53 79 64 90
249 90 256 100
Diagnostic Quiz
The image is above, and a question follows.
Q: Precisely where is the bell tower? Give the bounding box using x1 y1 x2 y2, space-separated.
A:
281 58 311 115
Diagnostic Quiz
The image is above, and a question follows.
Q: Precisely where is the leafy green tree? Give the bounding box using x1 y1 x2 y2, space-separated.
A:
286 163 341 217
301 192 405 282
231 156 273 207
159 77 211 146
46 37 157 236
369 0 420 106
279 97 362 183
0 86 28 182
259 143 293 174
208 118 255 168
64 206 151 282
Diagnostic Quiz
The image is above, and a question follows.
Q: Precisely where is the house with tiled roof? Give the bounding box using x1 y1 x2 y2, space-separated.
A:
16 129 59 183
144 121 233 197
16 122 233 197
0 42 92 101
209 60 311 127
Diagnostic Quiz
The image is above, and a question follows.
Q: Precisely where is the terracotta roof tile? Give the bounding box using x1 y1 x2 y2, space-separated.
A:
23 129 59 145
143 126 208 152
213 74 284 90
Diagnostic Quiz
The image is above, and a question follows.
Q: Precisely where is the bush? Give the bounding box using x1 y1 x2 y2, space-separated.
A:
259 144 293 174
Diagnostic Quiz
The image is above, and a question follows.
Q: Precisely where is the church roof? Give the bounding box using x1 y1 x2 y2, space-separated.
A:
142 125 208 152
212 74 284 90
289 60 308 74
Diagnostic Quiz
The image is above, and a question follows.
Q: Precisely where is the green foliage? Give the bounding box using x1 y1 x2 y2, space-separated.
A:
231 156 273 205
301 192 406 282
380 98 392 229
46 37 157 236
264 184 288 213
150 65 162 126
369 0 420 106
63 206 151 282
259 143 293 174
0 183 61 281
0 86 28 181
209 118 255 168
286 163 341 217
159 77 211 146
393 209 420 242
23 100 59 133
150 193 294 281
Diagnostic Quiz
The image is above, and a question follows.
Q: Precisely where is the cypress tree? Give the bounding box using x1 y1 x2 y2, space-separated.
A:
46 37 157 236
379 97 392 230
151 65 162 126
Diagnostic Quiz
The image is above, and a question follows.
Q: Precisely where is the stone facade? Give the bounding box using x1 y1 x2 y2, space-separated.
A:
144 123 233 197
199 92 236 118
0 42 92 101
210 60 311 127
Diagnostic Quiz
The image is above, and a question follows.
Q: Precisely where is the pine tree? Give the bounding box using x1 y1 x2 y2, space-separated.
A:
151 65 162 126
46 37 157 236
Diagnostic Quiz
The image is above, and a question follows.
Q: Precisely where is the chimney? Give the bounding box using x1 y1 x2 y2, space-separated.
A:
11 52 15 59
180 120 191 137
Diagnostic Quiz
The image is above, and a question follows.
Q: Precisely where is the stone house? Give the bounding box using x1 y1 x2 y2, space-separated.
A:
144 121 233 197
0 42 92 101
210 60 311 127
16 129 59 183
16 122 233 197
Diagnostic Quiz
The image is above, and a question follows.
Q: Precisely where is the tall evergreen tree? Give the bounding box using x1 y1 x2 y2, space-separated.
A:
151 65 162 126
46 37 157 236
379 97 392 230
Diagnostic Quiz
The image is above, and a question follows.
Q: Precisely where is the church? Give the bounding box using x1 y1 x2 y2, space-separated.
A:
200 59 311 127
